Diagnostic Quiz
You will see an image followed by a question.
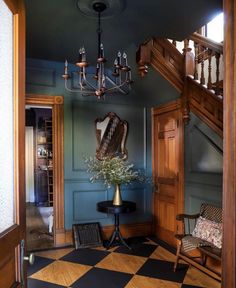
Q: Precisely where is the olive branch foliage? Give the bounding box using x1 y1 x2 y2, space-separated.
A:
84 156 146 188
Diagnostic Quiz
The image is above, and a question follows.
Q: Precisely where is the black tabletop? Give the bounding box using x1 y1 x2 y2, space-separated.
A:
97 201 136 214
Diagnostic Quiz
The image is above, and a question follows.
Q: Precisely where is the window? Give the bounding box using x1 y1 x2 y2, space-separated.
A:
0 0 15 233
205 12 224 43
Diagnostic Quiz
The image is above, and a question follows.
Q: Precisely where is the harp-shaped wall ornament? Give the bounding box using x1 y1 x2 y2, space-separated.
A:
95 112 128 160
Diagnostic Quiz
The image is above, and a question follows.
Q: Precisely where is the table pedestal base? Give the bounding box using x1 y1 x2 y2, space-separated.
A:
106 214 131 250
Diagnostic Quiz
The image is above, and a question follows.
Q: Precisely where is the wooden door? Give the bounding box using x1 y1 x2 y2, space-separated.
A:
0 0 26 287
152 99 184 247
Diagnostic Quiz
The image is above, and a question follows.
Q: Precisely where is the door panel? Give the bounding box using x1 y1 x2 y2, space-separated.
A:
0 0 25 287
152 99 184 247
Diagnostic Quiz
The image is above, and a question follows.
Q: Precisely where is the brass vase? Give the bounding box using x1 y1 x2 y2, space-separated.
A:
113 184 122 206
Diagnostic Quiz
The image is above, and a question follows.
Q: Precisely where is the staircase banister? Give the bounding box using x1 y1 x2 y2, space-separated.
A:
189 32 223 55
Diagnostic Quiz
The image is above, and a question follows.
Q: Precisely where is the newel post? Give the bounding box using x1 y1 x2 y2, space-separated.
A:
136 39 153 77
182 39 195 76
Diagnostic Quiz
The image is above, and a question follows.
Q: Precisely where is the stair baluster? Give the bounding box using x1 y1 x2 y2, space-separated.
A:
215 52 221 96
172 40 177 47
200 50 206 85
194 42 199 80
207 49 213 90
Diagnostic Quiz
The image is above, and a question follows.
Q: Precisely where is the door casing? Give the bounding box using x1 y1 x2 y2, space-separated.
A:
26 94 65 247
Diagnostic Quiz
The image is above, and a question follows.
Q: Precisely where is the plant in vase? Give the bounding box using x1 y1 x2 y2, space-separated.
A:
85 156 144 206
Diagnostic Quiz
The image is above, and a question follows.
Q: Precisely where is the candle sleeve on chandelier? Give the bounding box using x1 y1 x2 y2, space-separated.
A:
79 48 82 62
100 43 104 58
64 59 68 74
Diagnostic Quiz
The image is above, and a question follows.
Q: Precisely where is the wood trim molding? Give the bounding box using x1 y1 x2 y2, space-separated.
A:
62 222 153 246
222 0 236 287
26 94 64 247
151 39 184 92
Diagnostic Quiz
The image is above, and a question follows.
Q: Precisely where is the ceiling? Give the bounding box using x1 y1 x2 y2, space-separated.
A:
26 0 222 64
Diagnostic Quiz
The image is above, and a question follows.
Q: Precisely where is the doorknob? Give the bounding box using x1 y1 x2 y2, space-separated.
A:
24 253 35 265
20 239 35 287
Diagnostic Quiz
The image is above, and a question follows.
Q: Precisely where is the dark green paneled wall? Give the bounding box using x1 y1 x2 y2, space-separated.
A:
26 58 179 230
26 58 222 231
184 113 223 214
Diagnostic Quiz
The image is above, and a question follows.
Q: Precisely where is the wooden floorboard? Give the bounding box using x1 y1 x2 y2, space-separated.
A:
26 204 54 251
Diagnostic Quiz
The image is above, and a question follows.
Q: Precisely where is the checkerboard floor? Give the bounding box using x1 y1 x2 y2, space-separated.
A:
27 237 221 288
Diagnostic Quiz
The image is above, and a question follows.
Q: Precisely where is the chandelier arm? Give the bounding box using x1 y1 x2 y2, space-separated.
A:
83 78 97 90
65 79 95 94
104 77 129 94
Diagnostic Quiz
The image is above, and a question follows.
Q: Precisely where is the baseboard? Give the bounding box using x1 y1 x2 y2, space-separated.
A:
56 222 153 246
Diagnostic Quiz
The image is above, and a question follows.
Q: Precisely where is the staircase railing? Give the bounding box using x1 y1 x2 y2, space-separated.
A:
137 32 223 98
137 32 224 136
187 32 223 98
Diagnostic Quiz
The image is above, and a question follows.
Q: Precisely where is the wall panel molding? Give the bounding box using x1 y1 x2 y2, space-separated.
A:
26 67 56 87
72 189 109 222
71 102 147 173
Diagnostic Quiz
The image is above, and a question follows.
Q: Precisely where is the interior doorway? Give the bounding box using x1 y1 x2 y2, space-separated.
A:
25 94 64 251
25 106 54 251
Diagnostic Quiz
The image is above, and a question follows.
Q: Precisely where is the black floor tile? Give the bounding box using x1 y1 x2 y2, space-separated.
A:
137 258 189 283
149 236 176 254
60 248 110 266
70 267 132 288
27 256 55 276
27 278 66 288
114 243 157 257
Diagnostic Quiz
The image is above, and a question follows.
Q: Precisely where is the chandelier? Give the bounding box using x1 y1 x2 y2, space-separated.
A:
62 2 132 99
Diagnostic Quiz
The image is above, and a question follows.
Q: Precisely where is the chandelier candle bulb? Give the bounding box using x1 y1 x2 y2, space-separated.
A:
81 47 86 61
79 48 82 62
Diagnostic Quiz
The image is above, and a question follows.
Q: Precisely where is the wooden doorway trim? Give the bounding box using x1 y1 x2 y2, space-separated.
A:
26 94 65 246
222 0 236 287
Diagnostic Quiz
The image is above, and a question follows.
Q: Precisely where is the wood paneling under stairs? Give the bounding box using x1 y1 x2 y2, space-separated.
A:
186 76 223 137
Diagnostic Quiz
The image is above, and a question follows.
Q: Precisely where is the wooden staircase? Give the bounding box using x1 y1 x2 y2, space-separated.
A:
137 32 223 137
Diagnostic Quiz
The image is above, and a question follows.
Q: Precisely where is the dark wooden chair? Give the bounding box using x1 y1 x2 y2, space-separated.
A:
174 203 222 281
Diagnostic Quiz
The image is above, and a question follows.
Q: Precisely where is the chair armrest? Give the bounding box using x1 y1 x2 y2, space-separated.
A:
175 234 186 240
176 213 200 221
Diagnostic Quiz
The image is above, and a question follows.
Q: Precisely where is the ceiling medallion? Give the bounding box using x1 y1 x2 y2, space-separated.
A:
76 0 126 18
